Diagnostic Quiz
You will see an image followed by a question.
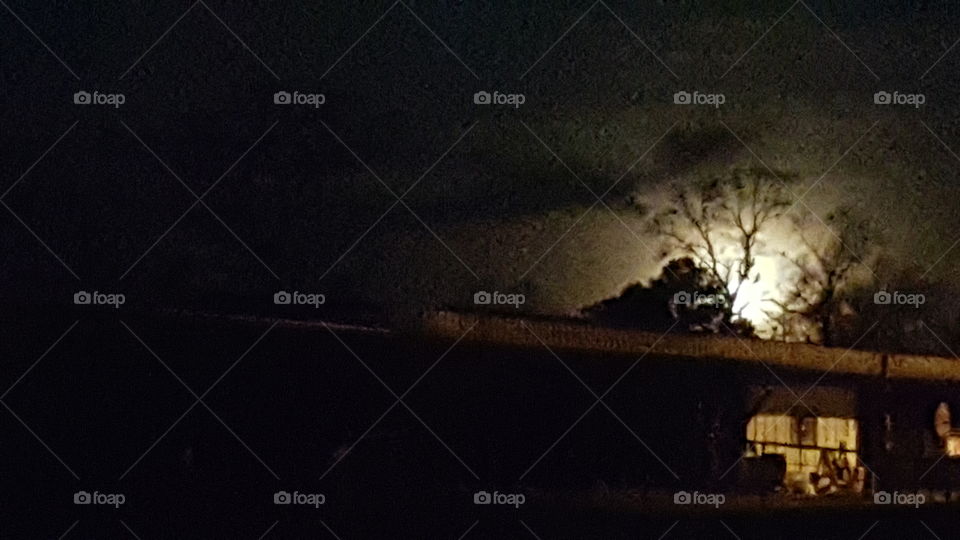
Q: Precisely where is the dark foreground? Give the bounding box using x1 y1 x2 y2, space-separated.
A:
0 310 956 539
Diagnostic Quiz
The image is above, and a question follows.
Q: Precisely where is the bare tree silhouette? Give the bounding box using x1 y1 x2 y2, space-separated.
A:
649 168 794 330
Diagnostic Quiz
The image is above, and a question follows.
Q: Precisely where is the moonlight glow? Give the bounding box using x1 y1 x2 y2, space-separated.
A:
728 253 785 336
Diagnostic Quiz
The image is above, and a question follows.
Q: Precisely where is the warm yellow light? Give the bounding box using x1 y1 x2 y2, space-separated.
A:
729 254 782 335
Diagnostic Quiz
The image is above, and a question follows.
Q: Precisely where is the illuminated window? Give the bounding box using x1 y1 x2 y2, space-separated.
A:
746 414 858 477
946 435 960 457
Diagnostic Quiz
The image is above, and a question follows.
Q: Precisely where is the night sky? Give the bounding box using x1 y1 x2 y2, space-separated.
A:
5 2 960 538
3 1 959 318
